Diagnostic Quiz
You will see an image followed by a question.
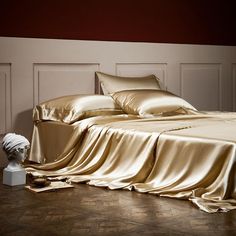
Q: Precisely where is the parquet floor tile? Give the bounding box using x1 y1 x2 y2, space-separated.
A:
0 170 236 236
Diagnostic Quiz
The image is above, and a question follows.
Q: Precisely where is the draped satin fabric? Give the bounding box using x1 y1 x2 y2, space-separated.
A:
26 112 236 213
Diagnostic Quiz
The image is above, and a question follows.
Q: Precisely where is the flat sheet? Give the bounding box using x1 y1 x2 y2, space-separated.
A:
26 112 236 213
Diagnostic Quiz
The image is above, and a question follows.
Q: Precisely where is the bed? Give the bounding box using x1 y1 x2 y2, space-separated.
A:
26 72 236 213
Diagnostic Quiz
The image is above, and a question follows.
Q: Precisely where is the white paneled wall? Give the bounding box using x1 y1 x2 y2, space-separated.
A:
233 64 236 111
180 63 222 111
0 63 11 134
0 37 236 166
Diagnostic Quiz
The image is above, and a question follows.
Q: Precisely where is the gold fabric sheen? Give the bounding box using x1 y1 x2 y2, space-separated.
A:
33 94 123 124
95 72 161 95
112 89 197 117
26 112 236 213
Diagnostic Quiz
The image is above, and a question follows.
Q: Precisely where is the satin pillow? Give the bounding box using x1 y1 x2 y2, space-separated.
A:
33 94 124 124
95 72 161 95
111 89 197 117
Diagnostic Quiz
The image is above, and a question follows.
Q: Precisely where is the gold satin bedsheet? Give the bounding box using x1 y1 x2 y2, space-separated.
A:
26 112 236 213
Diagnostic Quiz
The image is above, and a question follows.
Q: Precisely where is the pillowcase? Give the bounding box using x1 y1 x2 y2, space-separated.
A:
95 72 161 95
33 94 124 124
111 89 197 117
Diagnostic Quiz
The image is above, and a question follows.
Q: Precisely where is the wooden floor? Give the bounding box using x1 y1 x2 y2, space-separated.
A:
1 170 236 236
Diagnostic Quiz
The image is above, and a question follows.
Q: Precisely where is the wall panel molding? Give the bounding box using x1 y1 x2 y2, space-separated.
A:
33 63 100 106
0 63 11 134
116 63 167 90
233 64 236 111
180 63 222 111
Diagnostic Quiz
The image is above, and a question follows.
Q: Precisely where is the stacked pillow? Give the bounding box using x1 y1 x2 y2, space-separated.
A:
111 89 197 117
96 72 197 117
34 72 197 124
95 71 161 95
33 94 124 124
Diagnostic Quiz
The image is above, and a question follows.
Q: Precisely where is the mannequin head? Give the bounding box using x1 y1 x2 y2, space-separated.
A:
2 133 30 171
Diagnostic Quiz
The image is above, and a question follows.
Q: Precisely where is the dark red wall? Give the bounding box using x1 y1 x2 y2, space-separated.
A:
1 0 236 46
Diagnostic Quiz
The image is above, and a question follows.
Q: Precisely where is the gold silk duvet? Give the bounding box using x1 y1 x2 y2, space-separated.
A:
26 112 236 213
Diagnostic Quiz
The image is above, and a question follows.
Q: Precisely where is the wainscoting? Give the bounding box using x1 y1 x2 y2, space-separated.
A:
0 37 236 166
